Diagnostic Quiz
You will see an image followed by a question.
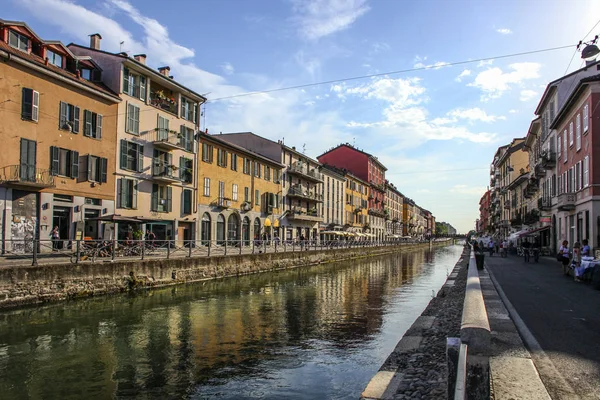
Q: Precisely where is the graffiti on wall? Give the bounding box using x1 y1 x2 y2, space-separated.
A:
11 190 37 254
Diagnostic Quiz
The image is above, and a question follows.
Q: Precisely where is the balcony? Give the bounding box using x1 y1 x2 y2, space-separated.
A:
504 200 511 209
534 164 545 178
287 207 323 222
540 150 556 169
287 162 323 183
0 165 55 188
287 185 324 202
556 193 576 211
368 208 386 218
353 206 363 214
538 197 552 211
153 130 185 151
152 162 179 183
149 84 178 115
216 197 231 209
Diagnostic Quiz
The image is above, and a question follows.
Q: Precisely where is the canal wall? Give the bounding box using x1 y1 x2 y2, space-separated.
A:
0 239 452 310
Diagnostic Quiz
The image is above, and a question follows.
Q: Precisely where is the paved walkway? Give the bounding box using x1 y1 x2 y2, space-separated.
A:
484 253 600 399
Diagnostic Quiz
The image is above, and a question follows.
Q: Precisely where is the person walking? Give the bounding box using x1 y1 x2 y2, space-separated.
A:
51 226 60 251
522 239 531 262
558 240 570 275
488 239 495 256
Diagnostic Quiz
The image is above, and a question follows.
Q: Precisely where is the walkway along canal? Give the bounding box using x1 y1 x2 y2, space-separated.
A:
0 244 463 399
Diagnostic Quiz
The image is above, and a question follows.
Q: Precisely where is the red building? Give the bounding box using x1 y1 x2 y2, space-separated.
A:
318 144 387 240
479 190 491 233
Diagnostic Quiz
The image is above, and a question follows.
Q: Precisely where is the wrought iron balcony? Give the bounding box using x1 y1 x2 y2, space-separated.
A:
287 185 324 202
538 197 552 211
153 130 185 151
149 86 178 115
287 207 323 222
152 162 179 183
504 200 511 209
557 193 576 211
287 163 323 182
534 164 545 178
0 165 55 188
540 150 556 169
216 197 231 209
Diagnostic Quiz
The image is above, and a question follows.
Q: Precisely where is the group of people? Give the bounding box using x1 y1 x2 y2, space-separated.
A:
558 239 591 282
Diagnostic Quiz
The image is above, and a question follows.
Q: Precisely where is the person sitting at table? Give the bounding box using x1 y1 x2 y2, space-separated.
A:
581 239 591 258
572 242 584 282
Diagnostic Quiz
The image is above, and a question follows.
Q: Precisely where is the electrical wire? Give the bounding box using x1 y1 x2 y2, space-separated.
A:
208 44 575 102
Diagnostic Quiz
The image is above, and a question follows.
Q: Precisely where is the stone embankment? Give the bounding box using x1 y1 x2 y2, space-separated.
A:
0 240 452 310
362 245 469 400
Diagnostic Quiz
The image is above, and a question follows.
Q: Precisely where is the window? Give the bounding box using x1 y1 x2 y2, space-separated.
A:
21 88 39 122
264 165 271 181
126 103 140 134
244 187 250 202
83 110 102 139
254 161 261 178
120 140 144 172
584 156 589 187
232 184 238 201
569 121 574 146
179 157 193 183
218 181 225 200
179 126 194 152
85 155 108 183
583 104 589 133
243 158 251 174
575 162 581 191
117 178 138 209
231 154 238 171
557 133 563 159
202 143 213 163
217 148 228 167
255 189 260 205
50 146 79 178
59 102 81 133
563 134 567 163
576 114 581 151
9 30 29 52
122 68 146 100
46 50 63 68
151 184 172 212
181 97 197 122
182 189 192 215
153 150 173 177
19 139 37 182
81 69 91 81
203 177 211 197
157 115 169 140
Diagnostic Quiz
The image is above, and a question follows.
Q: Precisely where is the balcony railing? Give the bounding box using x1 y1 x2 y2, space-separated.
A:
534 164 545 178
0 165 55 188
149 87 178 115
287 186 324 202
152 162 179 182
538 197 552 211
287 163 323 183
217 197 231 209
368 208 386 218
540 150 556 169
557 193 576 211
504 200 511 209
153 130 185 150
287 207 323 221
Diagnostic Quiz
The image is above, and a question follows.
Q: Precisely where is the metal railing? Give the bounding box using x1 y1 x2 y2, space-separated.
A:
0 238 431 266
0 165 55 187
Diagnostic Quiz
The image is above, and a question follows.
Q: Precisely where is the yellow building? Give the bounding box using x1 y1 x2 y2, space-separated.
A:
197 133 283 244
0 20 120 251
344 173 369 234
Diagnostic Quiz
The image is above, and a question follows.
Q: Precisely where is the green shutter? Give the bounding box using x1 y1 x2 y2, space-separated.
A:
84 110 92 136
100 157 108 183
137 144 144 172
132 180 138 209
179 156 185 181
59 101 67 128
70 150 79 179
151 184 158 211
96 114 102 139
122 67 129 93
21 88 33 120
166 186 172 212
183 189 191 215
86 155 92 181
120 140 127 170
73 106 80 133
116 178 122 208
50 146 59 175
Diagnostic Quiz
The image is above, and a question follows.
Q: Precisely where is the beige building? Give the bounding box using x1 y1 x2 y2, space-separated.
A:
385 182 404 237
69 35 206 244
0 20 120 252
320 165 346 232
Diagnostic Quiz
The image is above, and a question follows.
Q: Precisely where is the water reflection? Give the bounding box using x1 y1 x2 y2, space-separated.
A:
0 245 462 399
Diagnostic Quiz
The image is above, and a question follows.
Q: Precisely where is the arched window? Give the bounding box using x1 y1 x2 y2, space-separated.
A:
201 213 211 246
242 217 250 246
227 213 240 243
216 214 225 245
253 218 261 240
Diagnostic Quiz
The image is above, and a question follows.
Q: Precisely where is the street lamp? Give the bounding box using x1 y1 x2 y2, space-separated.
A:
578 35 599 62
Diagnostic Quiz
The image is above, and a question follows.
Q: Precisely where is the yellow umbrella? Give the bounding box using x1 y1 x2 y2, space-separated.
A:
264 218 272 227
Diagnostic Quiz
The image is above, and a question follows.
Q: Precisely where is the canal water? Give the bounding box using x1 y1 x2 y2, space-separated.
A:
0 244 463 399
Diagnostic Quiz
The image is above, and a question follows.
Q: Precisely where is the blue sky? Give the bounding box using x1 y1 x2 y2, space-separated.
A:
5 0 600 233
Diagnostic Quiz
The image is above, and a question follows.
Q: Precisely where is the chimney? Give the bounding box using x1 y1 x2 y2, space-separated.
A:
133 54 146 64
89 33 102 50
158 66 170 76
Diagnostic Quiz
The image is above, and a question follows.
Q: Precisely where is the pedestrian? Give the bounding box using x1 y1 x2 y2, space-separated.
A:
522 239 531 262
488 239 494 256
581 239 591 258
558 240 570 275
51 226 60 251
299 234 305 250
572 242 582 282
494 240 499 255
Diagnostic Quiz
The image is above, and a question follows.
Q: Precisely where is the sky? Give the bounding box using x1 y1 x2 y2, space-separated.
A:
4 0 600 233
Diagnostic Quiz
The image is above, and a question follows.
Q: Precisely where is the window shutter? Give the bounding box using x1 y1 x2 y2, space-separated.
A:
167 152 173 169
84 110 92 136
120 140 127 170
151 184 158 211
187 129 193 152
86 155 92 181
100 157 108 183
97 114 103 139
70 150 79 179
183 190 191 215
132 180 138 209
137 145 144 172
179 156 184 180
50 146 59 175
209 146 214 163
139 76 146 101
122 67 129 93
73 106 80 133
116 179 122 208
126 103 132 133
21 88 33 120
59 101 67 128
20 139 28 177
167 186 172 212
32 91 39 122
134 106 140 134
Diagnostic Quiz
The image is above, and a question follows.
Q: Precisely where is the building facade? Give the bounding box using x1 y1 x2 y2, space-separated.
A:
320 165 346 232
0 20 120 253
385 182 404 238
69 35 206 244
317 143 387 240
344 173 369 236
197 132 282 245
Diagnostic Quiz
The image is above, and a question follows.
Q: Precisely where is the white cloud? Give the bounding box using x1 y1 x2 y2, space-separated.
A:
221 62 235 75
447 108 505 123
477 59 494 68
290 0 370 40
509 109 519 114
294 50 321 77
413 55 450 70
371 41 390 53
468 62 541 101
455 69 471 82
519 89 538 102
496 28 512 35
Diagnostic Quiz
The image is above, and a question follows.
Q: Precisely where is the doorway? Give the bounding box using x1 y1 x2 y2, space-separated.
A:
84 209 100 239
52 206 71 248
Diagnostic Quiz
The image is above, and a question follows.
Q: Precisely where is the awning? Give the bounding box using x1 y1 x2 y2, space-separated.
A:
519 226 551 237
264 218 272 227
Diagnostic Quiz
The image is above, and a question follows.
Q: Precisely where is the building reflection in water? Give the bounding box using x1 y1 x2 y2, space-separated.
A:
0 246 462 399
